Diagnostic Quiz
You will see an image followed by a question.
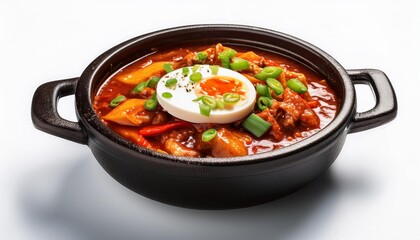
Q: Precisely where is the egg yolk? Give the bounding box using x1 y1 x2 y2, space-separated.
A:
195 76 248 98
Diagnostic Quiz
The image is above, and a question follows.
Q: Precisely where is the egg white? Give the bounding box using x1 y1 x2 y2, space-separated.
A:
156 65 256 124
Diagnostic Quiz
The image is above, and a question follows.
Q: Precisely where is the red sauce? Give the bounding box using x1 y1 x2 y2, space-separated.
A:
93 43 338 158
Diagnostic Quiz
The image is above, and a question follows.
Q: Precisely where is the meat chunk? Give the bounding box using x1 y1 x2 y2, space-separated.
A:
237 51 264 73
136 87 155 99
164 138 200 157
197 128 249 158
162 129 200 157
279 88 320 129
256 109 284 141
300 109 320 127
151 112 170 125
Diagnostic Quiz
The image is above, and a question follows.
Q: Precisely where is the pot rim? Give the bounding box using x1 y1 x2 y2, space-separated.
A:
76 24 355 166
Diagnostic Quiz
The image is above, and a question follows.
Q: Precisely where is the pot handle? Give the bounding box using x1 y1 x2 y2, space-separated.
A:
347 69 397 133
31 78 88 144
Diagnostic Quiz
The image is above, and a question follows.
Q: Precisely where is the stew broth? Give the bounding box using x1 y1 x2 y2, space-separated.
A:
93 43 338 158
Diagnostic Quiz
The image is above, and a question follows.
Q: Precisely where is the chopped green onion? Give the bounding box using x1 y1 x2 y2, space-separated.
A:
266 77 284 95
287 78 308 93
257 96 272 111
254 66 283 80
162 92 172 99
151 91 157 100
193 96 204 102
132 82 147 93
109 95 126 108
220 59 230 68
165 78 178 88
202 128 217 142
230 57 250 71
199 103 211 117
218 49 237 68
210 65 219 75
223 92 240 103
242 113 272 137
190 72 202 82
192 64 200 73
256 84 272 99
202 96 217 109
182 67 189 77
132 77 160 93
196 52 208 62
163 63 174 73
146 77 160 88
144 99 158 110
216 100 225 110
219 48 237 59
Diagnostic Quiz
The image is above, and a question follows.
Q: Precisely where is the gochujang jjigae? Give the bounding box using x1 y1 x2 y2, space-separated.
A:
93 43 338 158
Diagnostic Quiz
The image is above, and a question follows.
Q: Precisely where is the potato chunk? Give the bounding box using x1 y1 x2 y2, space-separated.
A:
210 128 249 158
114 61 171 85
103 99 154 126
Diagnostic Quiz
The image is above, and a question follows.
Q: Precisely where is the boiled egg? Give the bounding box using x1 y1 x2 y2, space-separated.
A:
156 65 256 123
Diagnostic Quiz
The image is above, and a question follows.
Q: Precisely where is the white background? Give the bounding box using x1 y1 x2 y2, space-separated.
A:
1 0 419 239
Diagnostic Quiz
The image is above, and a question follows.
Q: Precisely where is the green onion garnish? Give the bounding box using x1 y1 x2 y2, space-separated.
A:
242 113 272 137
202 96 217 109
144 99 158 110
146 76 160 88
257 96 272 111
109 95 126 108
192 65 200 73
132 77 160 93
165 78 178 88
199 103 211 117
210 65 219 75
287 78 308 93
196 52 208 62
132 82 147 93
218 49 237 59
190 72 202 82
202 128 217 142
218 49 237 68
216 100 224 110
254 66 283 80
162 92 172 99
266 77 284 95
182 67 189 77
230 57 250 71
223 92 240 103
163 63 174 73
193 96 204 102
256 84 272 99
151 91 157 100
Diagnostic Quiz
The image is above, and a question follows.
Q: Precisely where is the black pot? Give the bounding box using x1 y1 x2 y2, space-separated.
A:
31 25 397 209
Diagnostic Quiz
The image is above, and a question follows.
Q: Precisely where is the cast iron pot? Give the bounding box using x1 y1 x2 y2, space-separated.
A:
31 24 397 209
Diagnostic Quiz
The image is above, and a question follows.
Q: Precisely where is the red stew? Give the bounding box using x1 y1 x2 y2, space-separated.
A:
93 43 338 158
